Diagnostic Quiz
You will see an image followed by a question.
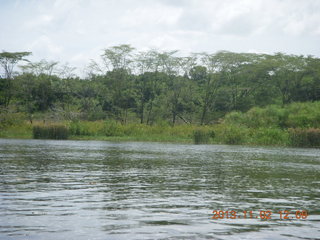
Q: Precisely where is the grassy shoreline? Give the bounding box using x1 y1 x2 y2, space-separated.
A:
1 120 317 148
1 102 320 148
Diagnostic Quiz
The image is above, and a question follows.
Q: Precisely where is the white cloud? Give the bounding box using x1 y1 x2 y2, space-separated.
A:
0 0 319 76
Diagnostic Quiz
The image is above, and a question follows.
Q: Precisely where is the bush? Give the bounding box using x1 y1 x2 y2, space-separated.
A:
224 111 245 125
224 102 320 130
244 105 287 128
289 128 320 147
286 102 320 128
224 105 287 129
0 110 26 129
252 128 289 146
33 124 69 140
214 124 248 145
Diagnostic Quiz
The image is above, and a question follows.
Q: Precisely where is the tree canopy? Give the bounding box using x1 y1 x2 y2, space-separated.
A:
1 46 320 125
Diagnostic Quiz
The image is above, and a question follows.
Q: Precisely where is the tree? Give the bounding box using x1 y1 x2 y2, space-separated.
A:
134 50 166 124
268 53 308 105
196 53 222 124
14 73 36 123
0 51 31 107
88 45 136 123
101 44 135 71
212 51 258 111
20 59 58 76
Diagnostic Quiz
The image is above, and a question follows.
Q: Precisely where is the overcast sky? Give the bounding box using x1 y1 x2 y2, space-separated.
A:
1 0 320 74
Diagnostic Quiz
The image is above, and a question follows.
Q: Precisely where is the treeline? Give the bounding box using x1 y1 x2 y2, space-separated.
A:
1 44 320 125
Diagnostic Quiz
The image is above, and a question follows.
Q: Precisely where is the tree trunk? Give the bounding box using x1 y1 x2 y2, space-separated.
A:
140 101 144 124
146 100 153 125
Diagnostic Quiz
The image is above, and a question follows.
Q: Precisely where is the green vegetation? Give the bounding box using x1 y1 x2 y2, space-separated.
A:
289 128 320 147
1 101 319 147
193 129 214 144
0 46 320 147
32 124 69 140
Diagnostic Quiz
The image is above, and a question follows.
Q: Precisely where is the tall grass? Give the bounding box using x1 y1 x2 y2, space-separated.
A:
104 120 125 136
193 129 214 144
33 124 69 140
289 128 320 147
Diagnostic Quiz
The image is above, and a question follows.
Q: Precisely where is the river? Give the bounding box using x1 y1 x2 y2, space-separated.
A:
0 139 319 239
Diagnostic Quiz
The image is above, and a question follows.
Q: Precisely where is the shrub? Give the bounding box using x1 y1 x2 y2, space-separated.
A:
244 105 287 128
284 102 320 128
33 124 69 140
0 110 26 129
224 102 320 130
252 128 289 146
214 124 248 145
224 111 245 125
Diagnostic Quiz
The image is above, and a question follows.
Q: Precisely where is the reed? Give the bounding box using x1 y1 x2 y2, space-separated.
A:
289 128 320 147
193 129 214 144
33 124 69 140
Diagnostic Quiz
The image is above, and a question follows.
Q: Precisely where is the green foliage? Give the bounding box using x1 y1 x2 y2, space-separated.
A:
69 120 90 136
251 128 289 146
33 124 69 140
0 110 26 129
225 102 320 129
289 128 320 147
225 105 287 128
68 120 105 136
1 46 320 148
285 102 320 128
214 124 248 145
104 120 125 136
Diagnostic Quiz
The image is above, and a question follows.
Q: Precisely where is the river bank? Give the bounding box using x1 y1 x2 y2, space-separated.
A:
1 120 319 148
1 102 320 147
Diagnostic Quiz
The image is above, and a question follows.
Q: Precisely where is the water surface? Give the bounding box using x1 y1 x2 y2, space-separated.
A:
0 139 319 239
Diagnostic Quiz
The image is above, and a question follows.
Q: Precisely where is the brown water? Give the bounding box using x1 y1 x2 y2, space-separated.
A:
0 139 319 239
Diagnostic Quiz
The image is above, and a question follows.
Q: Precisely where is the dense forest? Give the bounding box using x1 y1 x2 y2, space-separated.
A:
1 45 320 146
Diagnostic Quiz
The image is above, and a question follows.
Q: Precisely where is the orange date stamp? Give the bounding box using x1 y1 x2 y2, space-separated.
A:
211 210 308 220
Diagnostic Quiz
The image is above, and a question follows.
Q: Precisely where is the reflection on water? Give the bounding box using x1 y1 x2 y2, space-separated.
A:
0 139 319 239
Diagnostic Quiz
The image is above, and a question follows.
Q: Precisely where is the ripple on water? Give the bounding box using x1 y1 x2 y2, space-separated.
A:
0 139 319 239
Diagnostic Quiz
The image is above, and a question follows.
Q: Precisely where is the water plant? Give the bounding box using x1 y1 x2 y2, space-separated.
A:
193 129 214 144
289 128 320 147
33 124 69 140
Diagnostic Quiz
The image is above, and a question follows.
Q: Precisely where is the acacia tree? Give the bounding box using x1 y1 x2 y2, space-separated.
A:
196 53 223 125
0 51 31 107
155 51 197 125
156 50 182 125
213 51 260 111
92 44 136 123
302 56 320 102
20 59 58 76
268 53 309 105
134 50 158 123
